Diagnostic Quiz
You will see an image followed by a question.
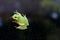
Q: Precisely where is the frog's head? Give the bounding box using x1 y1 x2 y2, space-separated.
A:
12 11 21 22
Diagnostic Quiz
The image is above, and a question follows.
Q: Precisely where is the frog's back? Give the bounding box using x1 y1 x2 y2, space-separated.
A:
18 16 29 25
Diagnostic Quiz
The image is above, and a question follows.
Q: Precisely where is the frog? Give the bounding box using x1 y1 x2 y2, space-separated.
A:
12 11 29 30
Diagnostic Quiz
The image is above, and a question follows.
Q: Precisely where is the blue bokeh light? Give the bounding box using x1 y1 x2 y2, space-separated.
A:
51 12 58 19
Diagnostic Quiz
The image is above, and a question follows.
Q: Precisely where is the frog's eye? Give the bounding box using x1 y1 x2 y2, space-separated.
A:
15 16 17 18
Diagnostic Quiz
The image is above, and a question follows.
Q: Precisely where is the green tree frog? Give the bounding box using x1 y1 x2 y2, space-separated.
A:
12 11 29 30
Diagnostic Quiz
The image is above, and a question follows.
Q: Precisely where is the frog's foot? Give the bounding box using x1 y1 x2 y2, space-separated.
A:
15 26 27 30
16 26 20 29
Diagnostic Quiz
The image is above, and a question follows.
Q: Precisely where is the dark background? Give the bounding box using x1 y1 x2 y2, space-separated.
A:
0 0 59 40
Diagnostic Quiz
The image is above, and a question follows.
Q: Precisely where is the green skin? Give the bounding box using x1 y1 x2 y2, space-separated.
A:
12 11 29 30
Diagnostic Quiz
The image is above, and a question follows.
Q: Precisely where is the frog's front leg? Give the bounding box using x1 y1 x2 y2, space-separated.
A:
18 23 25 26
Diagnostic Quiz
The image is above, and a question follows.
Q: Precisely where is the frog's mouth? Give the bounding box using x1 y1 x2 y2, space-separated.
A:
12 16 17 21
13 19 17 21
12 18 25 26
